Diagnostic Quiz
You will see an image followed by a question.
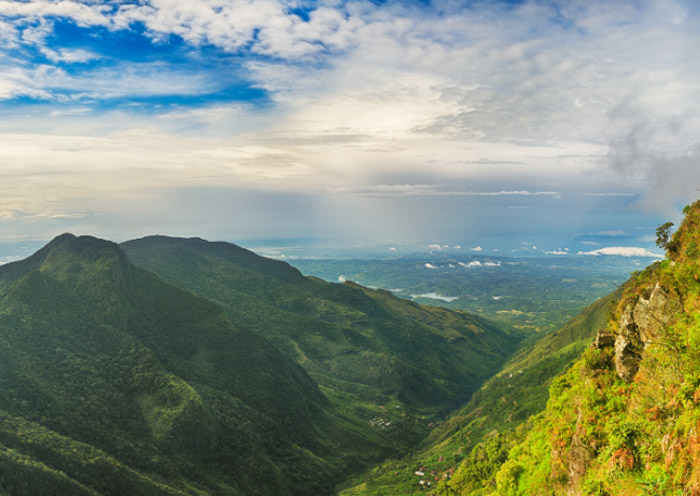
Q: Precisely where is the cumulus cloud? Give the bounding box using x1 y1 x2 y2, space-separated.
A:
470 246 483 251
458 260 501 268
424 262 437 269
459 261 481 268
577 246 663 258
0 0 697 240
0 0 363 61
40 47 100 64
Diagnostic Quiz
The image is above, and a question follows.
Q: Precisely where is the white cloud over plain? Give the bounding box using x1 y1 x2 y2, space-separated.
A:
577 246 663 257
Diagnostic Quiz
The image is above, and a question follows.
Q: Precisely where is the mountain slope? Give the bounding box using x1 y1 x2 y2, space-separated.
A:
466 199 700 495
338 289 615 495
122 236 518 416
0 234 340 495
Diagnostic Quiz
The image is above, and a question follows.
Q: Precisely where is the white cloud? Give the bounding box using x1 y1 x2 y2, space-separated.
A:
424 262 437 269
470 246 483 251
459 259 501 268
411 292 458 302
596 230 627 237
459 261 481 268
577 246 663 258
428 244 442 250
545 250 568 255
40 47 100 64
0 1 111 27
328 185 563 198
0 0 697 238
583 192 635 197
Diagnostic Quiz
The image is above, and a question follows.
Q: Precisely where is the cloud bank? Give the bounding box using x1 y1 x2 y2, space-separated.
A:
0 0 697 242
577 246 663 258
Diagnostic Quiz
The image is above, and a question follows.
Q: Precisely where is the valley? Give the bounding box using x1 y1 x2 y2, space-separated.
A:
0 202 695 495
2 1 696 495
290 255 650 335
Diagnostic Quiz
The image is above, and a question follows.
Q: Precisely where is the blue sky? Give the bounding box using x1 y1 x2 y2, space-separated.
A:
0 0 698 256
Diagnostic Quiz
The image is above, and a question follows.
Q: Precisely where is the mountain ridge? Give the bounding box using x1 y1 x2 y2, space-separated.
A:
122 234 518 414
0 233 339 495
0 232 520 495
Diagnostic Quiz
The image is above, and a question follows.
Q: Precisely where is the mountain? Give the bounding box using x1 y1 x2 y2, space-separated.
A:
441 199 700 495
337 288 615 495
0 233 519 495
0 234 341 495
121 236 518 415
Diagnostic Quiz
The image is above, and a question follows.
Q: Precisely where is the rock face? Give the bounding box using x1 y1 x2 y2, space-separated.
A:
595 282 681 382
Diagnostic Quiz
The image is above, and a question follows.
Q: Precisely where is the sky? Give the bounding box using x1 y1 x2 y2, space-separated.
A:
0 0 699 256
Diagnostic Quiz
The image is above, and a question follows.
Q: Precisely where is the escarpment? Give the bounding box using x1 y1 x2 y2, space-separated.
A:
594 281 682 382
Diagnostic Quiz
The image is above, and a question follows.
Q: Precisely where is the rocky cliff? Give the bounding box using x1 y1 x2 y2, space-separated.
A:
484 199 700 496
594 280 682 382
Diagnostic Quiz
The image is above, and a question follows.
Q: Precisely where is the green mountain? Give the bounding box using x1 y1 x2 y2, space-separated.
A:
439 199 700 495
122 236 517 416
337 285 615 495
0 234 342 495
0 233 519 495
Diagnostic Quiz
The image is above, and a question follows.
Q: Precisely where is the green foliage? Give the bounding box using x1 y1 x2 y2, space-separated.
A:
656 221 675 250
122 236 517 420
292 254 642 335
0 233 520 495
477 200 700 496
338 291 615 495
0 234 338 495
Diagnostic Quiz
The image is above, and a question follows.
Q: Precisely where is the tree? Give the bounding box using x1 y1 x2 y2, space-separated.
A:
655 222 674 250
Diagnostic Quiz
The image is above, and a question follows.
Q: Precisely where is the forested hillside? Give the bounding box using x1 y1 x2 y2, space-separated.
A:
438 199 700 495
122 236 517 417
0 233 519 495
0 234 344 495
339 289 614 495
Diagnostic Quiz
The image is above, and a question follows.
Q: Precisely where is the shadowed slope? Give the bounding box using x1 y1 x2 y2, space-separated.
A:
0 234 336 495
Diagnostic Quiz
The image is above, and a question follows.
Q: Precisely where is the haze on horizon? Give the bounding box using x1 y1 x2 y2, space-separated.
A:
0 0 698 255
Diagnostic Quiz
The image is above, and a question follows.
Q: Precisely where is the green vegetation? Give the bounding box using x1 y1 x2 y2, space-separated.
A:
0 233 519 494
337 287 615 495
291 254 643 334
0 212 670 495
0 234 338 494
656 221 675 250
122 237 517 416
435 199 700 495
